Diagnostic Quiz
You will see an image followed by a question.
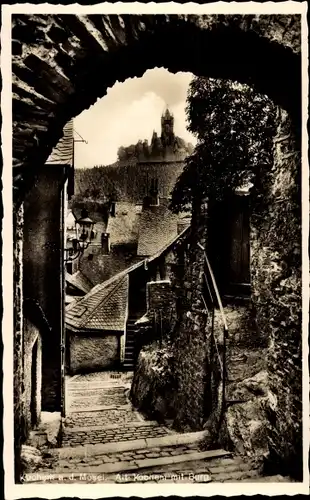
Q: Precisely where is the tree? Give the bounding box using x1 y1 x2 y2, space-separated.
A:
170 77 276 213
117 146 127 161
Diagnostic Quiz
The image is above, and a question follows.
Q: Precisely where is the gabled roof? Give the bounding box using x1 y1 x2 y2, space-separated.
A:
65 274 129 332
137 205 179 256
66 271 93 294
106 202 140 245
46 119 73 165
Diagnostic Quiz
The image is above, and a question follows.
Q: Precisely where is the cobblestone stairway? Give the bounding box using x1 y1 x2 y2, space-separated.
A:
123 318 137 370
32 371 290 484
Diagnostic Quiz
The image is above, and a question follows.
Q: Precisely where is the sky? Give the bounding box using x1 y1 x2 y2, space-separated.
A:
73 68 197 168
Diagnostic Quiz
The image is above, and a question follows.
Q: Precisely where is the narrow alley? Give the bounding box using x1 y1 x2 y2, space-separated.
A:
8 10 305 494
29 371 289 484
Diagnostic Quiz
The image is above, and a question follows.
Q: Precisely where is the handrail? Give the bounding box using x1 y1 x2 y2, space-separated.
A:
198 242 228 332
201 291 224 375
197 241 227 435
203 272 214 306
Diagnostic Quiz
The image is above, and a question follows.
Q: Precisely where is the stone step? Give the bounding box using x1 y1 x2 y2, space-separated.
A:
124 348 135 362
62 423 171 447
63 420 161 433
45 447 232 476
52 430 208 459
66 404 132 413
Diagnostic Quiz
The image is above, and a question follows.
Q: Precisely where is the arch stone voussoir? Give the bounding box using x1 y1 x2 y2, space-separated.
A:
12 14 301 205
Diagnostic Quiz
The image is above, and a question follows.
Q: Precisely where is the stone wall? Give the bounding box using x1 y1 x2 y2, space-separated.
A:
250 107 302 478
131 342 177 423
13 204 24 481
170 208 212 431
68 332 121 374
131 205 215 431
147 280 175 310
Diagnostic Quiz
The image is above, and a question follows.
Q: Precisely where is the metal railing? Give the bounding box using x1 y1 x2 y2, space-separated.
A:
197 242 228 423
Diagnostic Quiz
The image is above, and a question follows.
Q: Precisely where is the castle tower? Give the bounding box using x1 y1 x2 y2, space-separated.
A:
161 108 174 146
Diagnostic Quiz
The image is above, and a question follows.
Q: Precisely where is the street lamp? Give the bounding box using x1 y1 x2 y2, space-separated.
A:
65 209 95 262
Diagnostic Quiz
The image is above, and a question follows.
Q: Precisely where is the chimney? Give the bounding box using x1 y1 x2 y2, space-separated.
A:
101 233 110 254
110 201 116 217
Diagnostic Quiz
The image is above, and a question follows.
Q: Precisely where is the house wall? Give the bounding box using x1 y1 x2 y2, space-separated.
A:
23 318 42 434
68 332 121 374
23 166 66 412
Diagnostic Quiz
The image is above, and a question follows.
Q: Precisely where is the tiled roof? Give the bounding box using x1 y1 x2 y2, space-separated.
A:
46 119 73 165
137 205 179 256
65 274 129 332
106 202 140 245
72 208 108 225
66 271 93 294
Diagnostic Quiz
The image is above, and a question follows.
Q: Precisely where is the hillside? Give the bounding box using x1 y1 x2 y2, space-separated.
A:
74 159 187 204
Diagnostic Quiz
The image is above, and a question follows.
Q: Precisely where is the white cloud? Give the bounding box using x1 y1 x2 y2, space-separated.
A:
74 68 197 168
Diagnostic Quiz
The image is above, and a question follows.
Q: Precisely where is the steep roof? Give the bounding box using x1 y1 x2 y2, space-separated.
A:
66 271 93 294
46 119 73 165
66 224 191 332
106 202 140 245
137 205 179 256
65 274 129 332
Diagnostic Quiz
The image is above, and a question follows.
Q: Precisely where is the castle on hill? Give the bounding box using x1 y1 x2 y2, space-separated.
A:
75 108 195 204
117 108 194 163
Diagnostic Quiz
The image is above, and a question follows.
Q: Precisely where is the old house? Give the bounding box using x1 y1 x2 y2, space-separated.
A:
65 274 129 373
15 120 74 468
65 225 190 372
137 198 190 257
78 201 143 285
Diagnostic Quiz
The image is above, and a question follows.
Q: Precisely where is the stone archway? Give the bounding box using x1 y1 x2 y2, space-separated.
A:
12 14 301 205
11 14 302 478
